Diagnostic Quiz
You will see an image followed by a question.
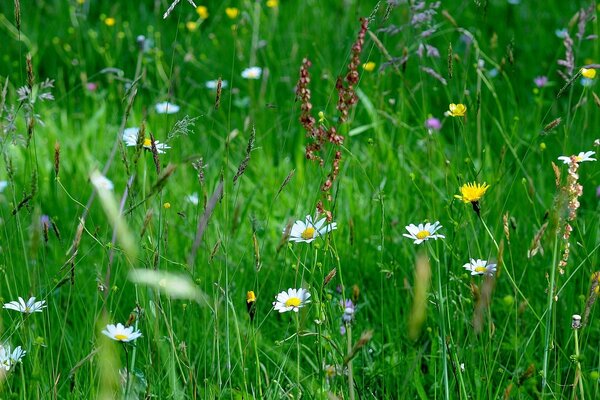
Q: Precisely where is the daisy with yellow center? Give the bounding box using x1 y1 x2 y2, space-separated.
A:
122 127 171 153
403 221 445 245
581 68 596 79
557 150 596 166
273 288 311 313
447 103 467 117
241 66 262 80
463 259 497 276
455 182 490 204
102 323 142 342
3 296 46 314
287 214 337 243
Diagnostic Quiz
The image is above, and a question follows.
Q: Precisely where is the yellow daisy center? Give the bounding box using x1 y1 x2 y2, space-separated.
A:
301 227 315 240
475 266 487 273
143 138 152 147
285 297 302 308
416 230 430 239
114 334 128 341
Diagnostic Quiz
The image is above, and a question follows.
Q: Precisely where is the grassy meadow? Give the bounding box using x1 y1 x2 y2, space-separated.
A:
1 0 600 398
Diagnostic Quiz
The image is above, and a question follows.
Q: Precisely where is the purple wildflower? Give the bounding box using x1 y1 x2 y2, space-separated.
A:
534 76 548 88
425 117 442 131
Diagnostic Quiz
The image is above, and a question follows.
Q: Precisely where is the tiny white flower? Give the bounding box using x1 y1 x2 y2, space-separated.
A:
186 193 199 205
90 171 114 191
403 221 445 244
241 66 262 80
102 323 142 342
557 151 596 165
272 288 311 313
463 258 497 276
3 296 46 314
122 127 170 154
205 79 228 90
0 345 25 372
155 101 180 114
286 215 337 243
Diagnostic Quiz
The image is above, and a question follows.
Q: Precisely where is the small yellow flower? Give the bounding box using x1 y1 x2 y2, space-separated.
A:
196 6 209 19
77 0 85 4
163 202 171 209
362 61 376 72
581 68 596 79
448 103 467 117
246 291 256 304
266 0 278 8
225 7 240 19
186 21 198 31
318 111 326 123
454 182 490 203
104 17 116 27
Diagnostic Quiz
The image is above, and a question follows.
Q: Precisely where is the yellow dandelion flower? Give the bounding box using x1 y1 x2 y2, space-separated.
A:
196 6 209 19
448 103 466 117
581 68 596 79
225 7 240 19
266 0 278 8
362 61 376 72
104 17 116 27
186 21 198 31
454 182 490 203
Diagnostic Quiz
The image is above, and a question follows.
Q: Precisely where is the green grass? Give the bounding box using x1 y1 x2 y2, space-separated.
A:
1 0 599 398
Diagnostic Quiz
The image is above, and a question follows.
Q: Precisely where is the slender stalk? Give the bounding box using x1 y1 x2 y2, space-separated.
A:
542 238 559 394
434 250 450 400
347 323 355 400
573 328 585 400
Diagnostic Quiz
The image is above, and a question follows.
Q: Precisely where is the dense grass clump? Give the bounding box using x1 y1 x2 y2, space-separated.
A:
0 0 599 398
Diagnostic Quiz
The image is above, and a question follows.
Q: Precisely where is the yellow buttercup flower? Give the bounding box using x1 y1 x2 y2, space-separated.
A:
104 17 116 27
196 6 209 19
362 61 376 72
246 291 256 304
186 21 198 31
581 68 596 79
225 7 240 19
266 0 278 8
163 202 171 209
455 182 490 203
448 103 466 117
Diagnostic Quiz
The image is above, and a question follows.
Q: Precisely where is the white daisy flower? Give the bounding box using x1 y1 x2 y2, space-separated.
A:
463 259 497 276
273 288 311 313
3 296 47 314
90 171 114 191
403 221 445 244
155 101 180 114
122 127 171 154
0 345 25 371
287 215 337 243
205 79 228 90
101 323 142 343
0 181 7 193
241 66 262 80
557 151 596 165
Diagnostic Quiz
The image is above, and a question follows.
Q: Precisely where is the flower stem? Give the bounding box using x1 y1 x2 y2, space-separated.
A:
347 323 355 400
573 328 585 400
